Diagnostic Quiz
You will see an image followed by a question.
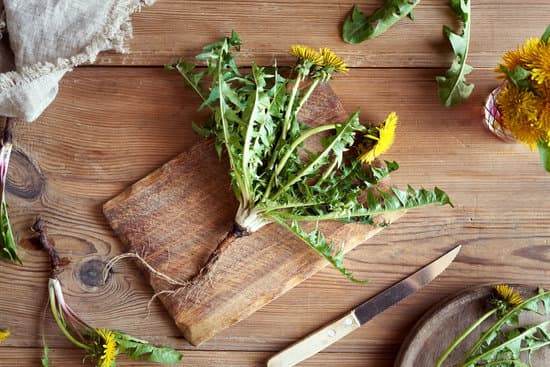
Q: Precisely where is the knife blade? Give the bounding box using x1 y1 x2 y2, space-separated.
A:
267 245 461 367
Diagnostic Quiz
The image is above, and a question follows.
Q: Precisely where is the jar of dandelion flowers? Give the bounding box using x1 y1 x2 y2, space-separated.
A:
483 25 550 172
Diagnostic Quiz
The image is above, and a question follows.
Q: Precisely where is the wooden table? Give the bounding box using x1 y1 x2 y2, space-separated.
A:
1 1 549 366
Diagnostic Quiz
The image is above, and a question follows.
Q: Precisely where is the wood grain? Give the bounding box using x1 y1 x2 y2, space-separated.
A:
103 82 404 345
97 0 549 69
0 33 549 366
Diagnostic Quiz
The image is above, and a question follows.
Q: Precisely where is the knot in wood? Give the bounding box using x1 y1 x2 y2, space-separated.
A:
7 150 45 200
78 259 107 287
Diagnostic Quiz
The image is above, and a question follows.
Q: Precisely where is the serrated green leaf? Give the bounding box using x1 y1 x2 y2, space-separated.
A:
276 219 367 283
342 1 421 44
114 332 182 365
436 0 474 107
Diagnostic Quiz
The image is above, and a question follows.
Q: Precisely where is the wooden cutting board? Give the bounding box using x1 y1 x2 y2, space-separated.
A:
103 83 404 346
395 285 550 366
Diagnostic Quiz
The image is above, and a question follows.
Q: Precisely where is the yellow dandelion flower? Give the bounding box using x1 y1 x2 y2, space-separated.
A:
496 48 525 78
96 329 117 367
495 285 524 308
289 45 323 65
358 112 398 164
497 85 544 147
520 37 543 65
527 42 550 85
0 329 9 343
319 48 348 73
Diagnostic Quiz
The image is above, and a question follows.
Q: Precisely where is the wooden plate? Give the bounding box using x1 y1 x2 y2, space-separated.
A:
395 285 550 367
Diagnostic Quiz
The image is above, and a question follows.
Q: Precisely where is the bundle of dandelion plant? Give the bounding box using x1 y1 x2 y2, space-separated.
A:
34 218 182 367
437 285 550 367
168 32 452 284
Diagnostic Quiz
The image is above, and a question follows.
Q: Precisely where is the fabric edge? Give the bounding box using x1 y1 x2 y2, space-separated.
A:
0 0 156 120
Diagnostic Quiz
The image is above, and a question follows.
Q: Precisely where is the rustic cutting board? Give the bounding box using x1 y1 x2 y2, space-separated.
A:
395 285 550 366
103 82 404 346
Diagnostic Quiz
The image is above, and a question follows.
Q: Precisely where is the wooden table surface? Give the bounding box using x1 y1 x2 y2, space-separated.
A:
1 1 550 366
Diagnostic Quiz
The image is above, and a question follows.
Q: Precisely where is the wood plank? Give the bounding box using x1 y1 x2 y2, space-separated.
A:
0 67 548 366
96 0 550 68
0 348 393 367
102 82 404 345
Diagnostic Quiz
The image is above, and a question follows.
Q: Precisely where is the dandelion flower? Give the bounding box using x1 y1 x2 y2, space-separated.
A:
0 329 9 343
289 45 323 65
527 42 550 85
358 112 398 164
494 284 524 308
319 48 348 73
497 84 545 148
96 329 117 367
520 37 543 66
497 47 525 78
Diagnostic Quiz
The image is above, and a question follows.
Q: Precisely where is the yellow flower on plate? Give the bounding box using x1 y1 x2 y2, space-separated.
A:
358 112 398 164
96 329 117 367
0 329 9 343
289 45 323 65
319 48 348 73
494 284 524 308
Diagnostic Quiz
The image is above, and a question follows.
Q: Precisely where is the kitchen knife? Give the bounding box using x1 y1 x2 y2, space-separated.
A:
267 245 461 367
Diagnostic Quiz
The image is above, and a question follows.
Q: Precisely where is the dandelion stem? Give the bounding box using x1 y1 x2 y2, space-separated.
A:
48 280 91 351
263 123 337 199
281 70 305 140
295 79 320 114
435 308 497 367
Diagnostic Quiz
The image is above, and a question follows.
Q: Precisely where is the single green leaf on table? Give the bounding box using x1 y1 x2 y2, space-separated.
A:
342 0 421 44
436 0 474 107
115 332 183 365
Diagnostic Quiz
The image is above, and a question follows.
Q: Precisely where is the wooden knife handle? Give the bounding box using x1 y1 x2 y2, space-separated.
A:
267 311 361 367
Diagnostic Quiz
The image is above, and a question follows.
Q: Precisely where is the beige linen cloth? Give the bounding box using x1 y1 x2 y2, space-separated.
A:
0 0 154 122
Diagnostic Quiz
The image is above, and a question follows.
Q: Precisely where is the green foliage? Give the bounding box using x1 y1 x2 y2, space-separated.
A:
170 33 452 281
41 344 49 367
436 0 474 107
115 332 183 365
0 197 20 264
342 1 420 44
439 288 550 367
499 65 531 89
538 140 550 173
542 24 550 44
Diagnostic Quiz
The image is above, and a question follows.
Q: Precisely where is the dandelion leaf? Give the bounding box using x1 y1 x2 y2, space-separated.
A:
436 0 474 107
342 1 421 44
